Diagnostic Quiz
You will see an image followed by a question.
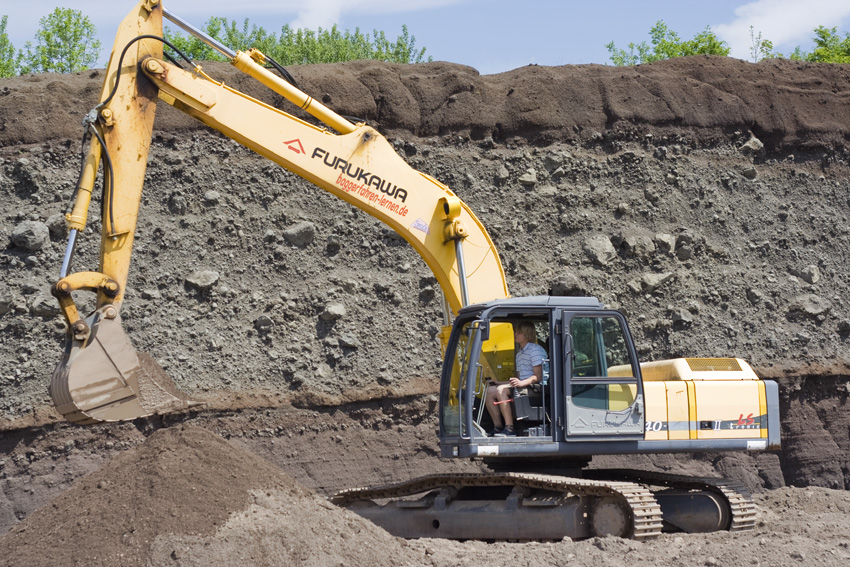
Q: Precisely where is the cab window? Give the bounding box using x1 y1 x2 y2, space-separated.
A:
570 316 636 410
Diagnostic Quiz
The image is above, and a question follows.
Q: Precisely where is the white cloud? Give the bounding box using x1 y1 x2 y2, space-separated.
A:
714 0 850 60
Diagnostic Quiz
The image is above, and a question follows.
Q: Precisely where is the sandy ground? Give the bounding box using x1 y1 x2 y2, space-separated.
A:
1 424 849 567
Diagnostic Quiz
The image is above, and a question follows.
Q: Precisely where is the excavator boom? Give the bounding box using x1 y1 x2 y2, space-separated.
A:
51 0 507 424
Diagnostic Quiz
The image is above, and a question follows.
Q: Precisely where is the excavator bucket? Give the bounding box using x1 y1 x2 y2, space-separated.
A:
50 307 200 424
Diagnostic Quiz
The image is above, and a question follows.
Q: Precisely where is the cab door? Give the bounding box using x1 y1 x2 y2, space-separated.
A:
563 312 644 439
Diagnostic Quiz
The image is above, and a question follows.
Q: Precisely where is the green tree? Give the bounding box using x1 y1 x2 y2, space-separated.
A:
21 8 101 73
607 20 730 66
0 15 22 77
806 25 850 63
164 17 430 65
764 26 849 63
371 26 428 64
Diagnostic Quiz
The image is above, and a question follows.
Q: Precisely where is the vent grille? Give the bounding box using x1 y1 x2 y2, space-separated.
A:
686 358 742 372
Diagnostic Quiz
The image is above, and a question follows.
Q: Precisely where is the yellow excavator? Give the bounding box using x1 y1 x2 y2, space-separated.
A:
51 0 780 540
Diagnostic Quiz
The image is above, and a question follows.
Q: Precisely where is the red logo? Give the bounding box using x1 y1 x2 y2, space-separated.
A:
737 413 755 426
284 139 306 154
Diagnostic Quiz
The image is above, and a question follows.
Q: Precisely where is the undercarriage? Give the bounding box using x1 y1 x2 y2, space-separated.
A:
332 469 756 541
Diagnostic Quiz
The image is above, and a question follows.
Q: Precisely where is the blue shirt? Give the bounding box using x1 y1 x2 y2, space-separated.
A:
516 342 547 380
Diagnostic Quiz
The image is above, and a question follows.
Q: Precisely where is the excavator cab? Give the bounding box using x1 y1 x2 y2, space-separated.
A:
439 295 647 457
440 295 780 463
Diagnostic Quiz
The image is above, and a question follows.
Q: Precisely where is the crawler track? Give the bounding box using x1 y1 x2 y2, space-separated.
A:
334 469 757 540
332 472 664 540
586 469 758 532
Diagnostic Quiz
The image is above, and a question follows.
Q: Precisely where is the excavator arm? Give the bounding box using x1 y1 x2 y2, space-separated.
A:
51 0 508 424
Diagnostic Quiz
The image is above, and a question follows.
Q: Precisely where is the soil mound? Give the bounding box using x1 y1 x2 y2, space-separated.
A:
0 425 418 567
2 57 848 151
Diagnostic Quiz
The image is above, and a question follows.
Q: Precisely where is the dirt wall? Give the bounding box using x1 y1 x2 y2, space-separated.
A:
0 55 849 565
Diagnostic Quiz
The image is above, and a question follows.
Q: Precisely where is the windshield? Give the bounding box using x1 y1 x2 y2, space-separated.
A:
441 318 477 436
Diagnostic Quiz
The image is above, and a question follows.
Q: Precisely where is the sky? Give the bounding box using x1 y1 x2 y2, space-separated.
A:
4 0 850 74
